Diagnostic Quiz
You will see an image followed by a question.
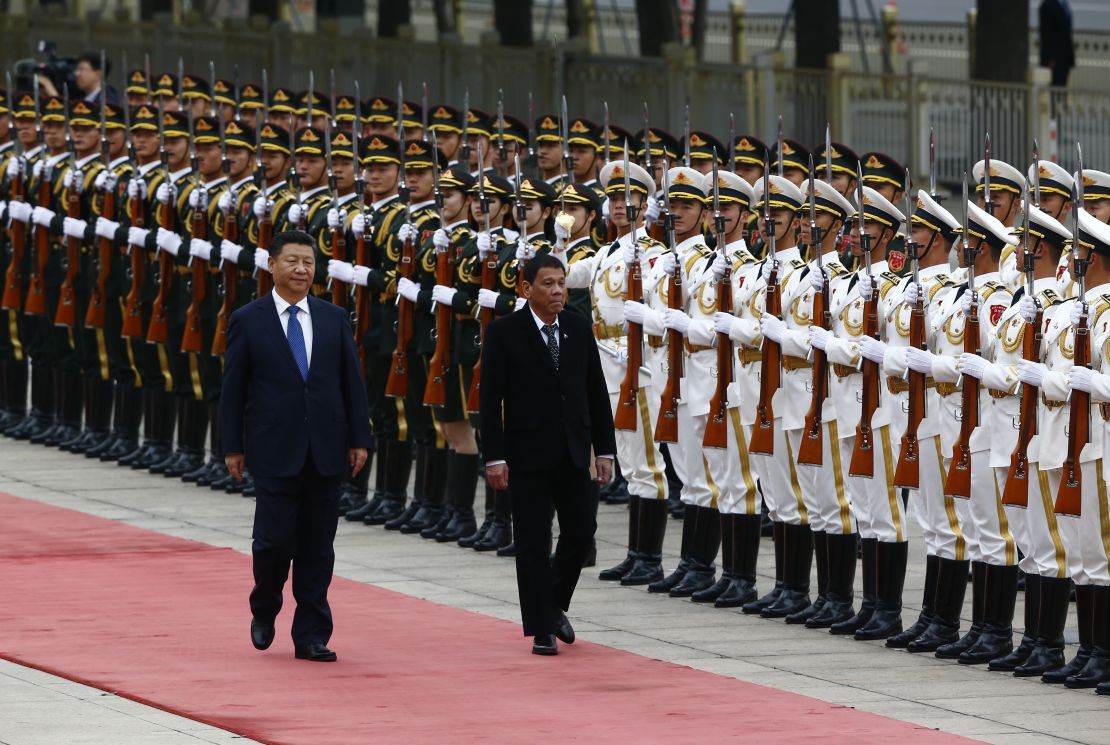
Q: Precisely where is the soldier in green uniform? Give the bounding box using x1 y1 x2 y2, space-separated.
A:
552 181 602 320
124 68 149 108
860 151 909 275
495 175 556 308
688 131 727 176
428 104 463 167
361 95 397 138
244 120 296 288
770 136 810 187
534 113 563 183
280 126 335 291
237 82 265 130
334 93 358 136
488 113 528 180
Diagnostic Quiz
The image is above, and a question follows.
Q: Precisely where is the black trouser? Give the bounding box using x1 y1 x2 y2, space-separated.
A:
509 454 597 637
250 453 342 647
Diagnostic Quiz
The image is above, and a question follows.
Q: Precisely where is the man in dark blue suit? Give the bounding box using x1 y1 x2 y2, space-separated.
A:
221 230 371 662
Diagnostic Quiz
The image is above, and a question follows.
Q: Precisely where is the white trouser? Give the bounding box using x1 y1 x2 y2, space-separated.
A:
916 435 970 561
846 425 907 543
709 407 759 516
750 422 807 526
955 455 1016 567
686 411 728 509
600 352 667 501
676 405 717 508
790 423 855 535
1054 460 1110 586
1019 465 1072 579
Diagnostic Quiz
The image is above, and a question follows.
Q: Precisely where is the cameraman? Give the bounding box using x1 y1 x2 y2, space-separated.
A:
35 51 119 105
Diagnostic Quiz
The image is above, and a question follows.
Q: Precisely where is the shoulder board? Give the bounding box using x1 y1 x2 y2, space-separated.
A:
786 257 805 269
637 236 665 250
880 271 901 284
695 243 714 258
1039 288 1063 307
980 280 1006 298
828 263 849 278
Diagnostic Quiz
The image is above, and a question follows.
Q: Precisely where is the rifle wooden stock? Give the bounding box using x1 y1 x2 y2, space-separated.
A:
84 181 114 329
256 212 273 297
654 261 682 443
1 172 25 311
211 203 239 356
749 265 780 454
180 193 207 354
146 199 175 345
330 223 348 309
1001 304 1043 507
423 243 452 407
353 230 370 369
943 299 979 498
1055 315 1089 516
53 186 81 328
797 278 829 466
467 249 497 414
23 174 52 316
121 187 146 338
893 294 928 489
703 265 732 449
614 249 643 431
848 290 881 477
385 232 415 398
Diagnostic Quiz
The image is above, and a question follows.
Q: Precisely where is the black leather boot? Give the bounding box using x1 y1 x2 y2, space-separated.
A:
436 452 479 542
808 532 857 628
936 560 986 659
421 448 456 538
744 520 784 614
59 377 94 451
831 537 878 634
889 553 940 648
647 503 694 593
150 398 189 474
856 541 908 641
600 495 640 581
85 381 121 458
44 368 82 446
136 390 176 469
693 514 734 603
1015 575 1070 677
184 404 218 483
717 513 762 608
366 440 411 525
196 404 223 486
473 489 512 551
762 522 812 618
388 444 429 531
621 498 668 586
5 362 42 439
787 530 828 625
166 400 206 478
908 557 970 652
960 563 1018 663
103 385 142 461
1065 586 1110 688
671 506 721 597
460 481 496 548
346 439 387 521
0 359 28 433
1044 582 1090 683
990 571 1039 671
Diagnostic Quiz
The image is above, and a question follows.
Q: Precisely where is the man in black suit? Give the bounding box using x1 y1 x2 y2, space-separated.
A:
480 254 616 656
1040 0 1075 87
221 230 371 662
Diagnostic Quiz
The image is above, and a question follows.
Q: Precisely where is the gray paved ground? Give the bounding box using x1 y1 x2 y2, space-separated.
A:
0 439 1107 745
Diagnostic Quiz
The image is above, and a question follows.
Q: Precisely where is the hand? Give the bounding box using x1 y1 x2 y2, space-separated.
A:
62 217 87 239
486 462 509 491
93 170 117 192
614 346 629 367
859 271 875 300
1071 300 1088 329
127 226 150 246
1017 294 1038 324
477 231 494 259
553 219 571 246
478 288 500 309
432 284 457 306
514 297 527 311
252 196 273 219
809 267 827 291
594 456 613 485
859 335 887 364
809 325 831 351
1070 366 1096 393
643 197 661 226
32 160 46 180
217 190 234 216
349 448 368 476
515 237 534 262
958 352 990 380
7 200 32 223
155 181 176 205
351 212 366 237
397 276 420 303
95 217 120 240
397 222 416 244
5 155 24 180
904 281 921 306
433 228 450 251
960 289 976 315
156 227 183 257
905 346 936 374
220 239 243 265
31 206 56 227
621 242 638 268
253 247 271 273
224 453 245 481
709 251 728 281
623 300 648 326
287 202 306 226
713 311 736 335
1017 360 1047 388
663 308 691 334
63 168 83 193
327 259 355 284
656 251 676 276
326 207 345 231
351 266 370 286
188 185 205 209
759 312 786 344
127 178 147 200
760 259 780 284
188 238 213 261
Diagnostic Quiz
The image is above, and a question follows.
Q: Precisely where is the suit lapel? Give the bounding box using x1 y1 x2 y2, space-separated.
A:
260 294 304 380
518 309 559 379
306 297 328 381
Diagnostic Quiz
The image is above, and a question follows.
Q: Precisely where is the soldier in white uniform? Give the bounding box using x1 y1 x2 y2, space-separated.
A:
1001 161 1072 294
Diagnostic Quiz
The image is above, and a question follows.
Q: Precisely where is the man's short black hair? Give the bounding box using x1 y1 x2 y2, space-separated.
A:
522 253 565 285
269 230 315 257
77 52 110 76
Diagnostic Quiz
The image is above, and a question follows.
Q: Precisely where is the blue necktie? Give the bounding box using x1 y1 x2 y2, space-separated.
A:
286 305 309 381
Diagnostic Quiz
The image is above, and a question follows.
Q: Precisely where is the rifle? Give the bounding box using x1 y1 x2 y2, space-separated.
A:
1056 142 1087 516
848 162 882 476
146 99 174 344
1001 160 1040 507
798 155 830 465
326 117 349 311
212 104 239 356
24 80 49 317
943 174 978 499
749 151 780 455
467 142 494 414
289 80 305 230
496 88 507 176
352 79 371 365
424 130 452 408
512 150 528 294
776 116 784 178
682 101 691 169
894 171 927 488
704 155 731 449
85 65 113 329
385 84 416 400
54 86 80 329
121 93 146 338
560 94 573 186
642 103 664 243
459 88 471 169
614 141 643 432
654 158 681 443
181 98 207 355
2 69 26 311
255 69 274 297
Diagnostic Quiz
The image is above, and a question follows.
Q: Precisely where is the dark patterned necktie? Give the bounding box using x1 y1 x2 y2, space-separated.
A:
542 324 559 371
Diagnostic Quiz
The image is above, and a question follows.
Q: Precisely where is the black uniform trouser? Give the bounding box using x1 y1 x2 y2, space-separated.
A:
509 451 597 637
250 452 341 647
366 349 435 447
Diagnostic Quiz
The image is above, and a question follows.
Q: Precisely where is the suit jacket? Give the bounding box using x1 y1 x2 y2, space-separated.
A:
480 306 616 472
220 293 372 479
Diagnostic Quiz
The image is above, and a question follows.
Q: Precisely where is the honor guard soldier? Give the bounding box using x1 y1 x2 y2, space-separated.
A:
814 140 859 198
268 87 298 123
427 104 464 166
551 182 602 318
360 95 396 138
181 73 211 118
151 73 181 112
534 113 563 183
1000 160 1072 293
463 109 494 175
1082 169 1110 224
0 87 27 433
861 152 910 274
237 83 265 129
488 113 528 179
296 91 330 131
125 68 150 107
565 117 602 188
770 138 810 187
398 100 423 142
497 176 556 303
334 93 358 134
245 120 296 282
281 126 335 290
687 131 726 176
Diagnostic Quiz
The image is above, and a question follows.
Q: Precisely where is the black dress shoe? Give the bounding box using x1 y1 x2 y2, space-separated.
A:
555 612 575 644
294 643 338 662
496 541 517 558
532 634 558 656
251 619 275 650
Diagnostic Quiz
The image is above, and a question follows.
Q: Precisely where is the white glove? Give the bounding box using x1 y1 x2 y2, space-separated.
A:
351 212 366 237
5 156 24 180
253 247 271 272
94 170 117 192
63 168 83 193
188 238 213 261
187 186 206 209
94 217 120 240
760 259 780 284
477 231 494 259
155 181 176 205
759 312 786 344
621 243 638 268
351 266 370 286
433 228 450 251
217 190 235 216
904 281 920 306
553 219 571 248
327 207 345 231
31 206 56 227
127 178 147 200
127 226 150 246
1017 294 1038 324
478 288 500 310
960 289 976 315
515 237 534 262
7 200 32 223
713 311 736 335
957 353 992 381
859 335 887 364
663 308 691 335
1071 300 1089 328
397 222 416 244
1068 367 1110 402
905 346 935 375
32 160 46 180
1017 360 1047 388
327 259 354 284
62 217 87 239
809 325 831 351
287 202 306 226
809 267 827 291
643 197 661 226
859 271 874 300
397 276 420 303
220 239 243 265
432 284 457 306
515 297 527 311
623 300 649 326
0 201 8 221
613 346 629 367
708 251 728 281
656 251 677 276
155 227 183 257
252 196 273 219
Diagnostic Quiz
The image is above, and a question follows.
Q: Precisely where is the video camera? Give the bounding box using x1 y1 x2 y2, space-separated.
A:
13 40 77 96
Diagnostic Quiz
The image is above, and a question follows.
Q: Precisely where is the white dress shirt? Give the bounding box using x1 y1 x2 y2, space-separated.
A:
531 307 560 350
272 290 313 367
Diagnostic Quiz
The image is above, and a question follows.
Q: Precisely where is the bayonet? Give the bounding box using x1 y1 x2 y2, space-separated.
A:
431 128 444 221
354 79 365 217
477 140 490 233
177 57 184 111
983 132 993 217
661 156 674 250
143 53 152 106
824 123 833 185
682 101 691 169
306 69 315 126
623 140 637 248
603 101 611 164
641 102 652 174
728 113 735 171
459 87 470 168
397 81 410 214
99 52 109 166
329 68 337 128
561 94 573 186
208 60 217 118
421 81 428 133
904 167 918 288
776 115 784 179
764 150 776 263
1033 139 1042 208
526 91 535 159
857 161 871 282
233 64 240 121
496 89 506 168
1023 161 1034 302
929 127 937 199
809 154 820 264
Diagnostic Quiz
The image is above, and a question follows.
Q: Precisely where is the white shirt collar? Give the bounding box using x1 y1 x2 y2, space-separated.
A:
530 305 558 333
300 184 327 200
231 175 254 191
266 181 285 196
109 155 129 169
372 194 400 210
75 152 100 168
170 166 191 182
272 289 310 317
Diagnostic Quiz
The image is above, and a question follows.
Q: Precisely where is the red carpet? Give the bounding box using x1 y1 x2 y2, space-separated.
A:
0 492 977 744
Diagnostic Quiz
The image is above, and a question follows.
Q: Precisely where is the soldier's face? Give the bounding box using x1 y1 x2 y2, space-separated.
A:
226 145 251 181
295 154 326 189
830 172 854 196
561 203 593 238
261 150 288 182
239 108 259 128
735 162 762 185
442 188 470 223
364 121 394 137
691 159 714 176
365 162 399 197
671 198 704 235
1038 193 1070 222
189 98 208 119
132 129 157 159
165 137 189 169
127 92 147 107
470 195 507 227
157 94 179 112
910 224 938 254
196 142 222 178
70 124 99 156
43 121 65 151
403 125 423 142
16 119 36 147
108 128 126 158
333 156 354 191
873 182 897 202
849 220 886 257
406 166 434 201
783 166 806 187
466 134 490 168
569 144 596 180
608 191 643 229
219 103 235 124
978 190 1017 225
1088 199 1110 224
761 207 796 245
799 211 837 249
522 198 550 233
536 140 561 171
435 131 459 160
719 202 745 238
